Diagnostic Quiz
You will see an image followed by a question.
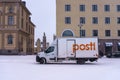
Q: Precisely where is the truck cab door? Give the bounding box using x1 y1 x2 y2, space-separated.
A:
44 46 56 61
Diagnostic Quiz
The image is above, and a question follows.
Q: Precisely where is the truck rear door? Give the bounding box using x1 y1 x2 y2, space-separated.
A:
66 39 75 57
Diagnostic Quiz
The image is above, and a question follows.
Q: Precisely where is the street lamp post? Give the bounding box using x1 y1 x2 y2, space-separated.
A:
78 23 83 37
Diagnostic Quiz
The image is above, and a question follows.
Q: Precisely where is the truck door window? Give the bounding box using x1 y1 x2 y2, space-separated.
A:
45 46 54 53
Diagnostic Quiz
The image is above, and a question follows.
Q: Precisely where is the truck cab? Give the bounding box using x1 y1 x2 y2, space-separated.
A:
36 40 57 64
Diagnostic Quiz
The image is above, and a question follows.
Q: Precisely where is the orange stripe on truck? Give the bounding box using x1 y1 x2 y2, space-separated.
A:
73 42 96 53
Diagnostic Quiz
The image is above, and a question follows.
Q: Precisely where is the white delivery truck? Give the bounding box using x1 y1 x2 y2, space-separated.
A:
36 37 99 64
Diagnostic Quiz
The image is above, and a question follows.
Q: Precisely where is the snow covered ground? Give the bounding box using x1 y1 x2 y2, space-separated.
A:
0 55 120 80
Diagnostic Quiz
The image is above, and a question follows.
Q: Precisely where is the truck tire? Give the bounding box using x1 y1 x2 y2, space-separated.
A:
89 58 97 62
77 59 85 64
40 58 46 64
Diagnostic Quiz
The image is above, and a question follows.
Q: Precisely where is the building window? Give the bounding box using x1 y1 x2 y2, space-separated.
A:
118 30 120 36
80 5 85 11
21 18 23 28
117 5 120 12
65 4 71 11
65 17 71 24
105 17 110 24
80 30 86 37
105 30 111 37
8 16 14 25
104 5 110 12
8 35 13 44
62 30 74 37
80 17 85 24
92 5 98 12
9 6 14 13
117 17 120 24
92 17 98 24
0 11 1 25
93 30 98 36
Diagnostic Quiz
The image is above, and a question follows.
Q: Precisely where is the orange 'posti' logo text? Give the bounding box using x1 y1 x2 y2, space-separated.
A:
73 42 96 53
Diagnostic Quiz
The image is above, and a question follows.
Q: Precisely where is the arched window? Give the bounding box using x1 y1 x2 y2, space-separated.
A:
8 35 13 44
62 30 74 37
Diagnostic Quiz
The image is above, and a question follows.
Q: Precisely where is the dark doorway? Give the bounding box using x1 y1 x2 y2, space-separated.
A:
117 43 120 51
118 46 120 51
105 42 113 57
105 46 112 54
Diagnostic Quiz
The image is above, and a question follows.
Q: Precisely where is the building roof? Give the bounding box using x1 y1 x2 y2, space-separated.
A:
0 0 31 15
0 0 21 2
20 1 31 15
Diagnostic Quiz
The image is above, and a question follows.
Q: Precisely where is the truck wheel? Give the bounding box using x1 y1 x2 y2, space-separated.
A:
89 58 96 62
77 59 85 64
40 58 46 64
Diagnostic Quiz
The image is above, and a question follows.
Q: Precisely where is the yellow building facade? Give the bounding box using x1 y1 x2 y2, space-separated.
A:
56 0 120 55
0 0 35 55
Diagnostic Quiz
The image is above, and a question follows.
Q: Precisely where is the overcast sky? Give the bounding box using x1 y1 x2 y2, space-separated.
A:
24 0 56 44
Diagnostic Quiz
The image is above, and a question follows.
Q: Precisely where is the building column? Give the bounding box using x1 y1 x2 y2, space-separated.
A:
23 37 27 55
2 32 4 49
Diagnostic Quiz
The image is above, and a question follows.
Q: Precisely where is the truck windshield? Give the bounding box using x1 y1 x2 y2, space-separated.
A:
45 46 54 53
